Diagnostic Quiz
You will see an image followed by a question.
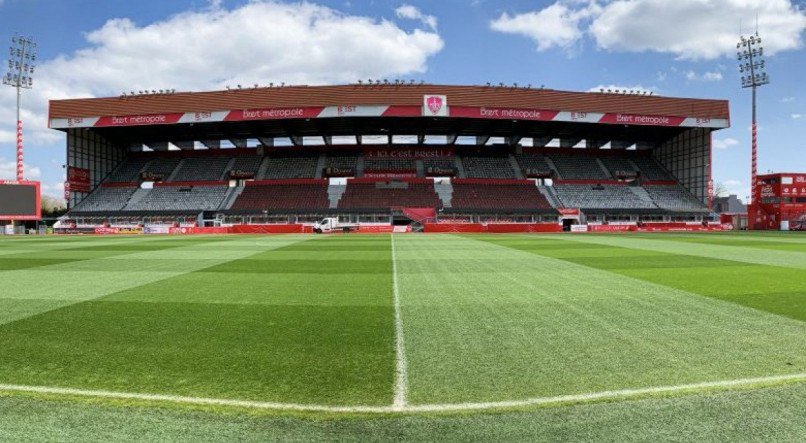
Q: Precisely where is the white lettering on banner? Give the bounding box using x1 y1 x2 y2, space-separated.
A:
243 108 304 119
796 176 806 184
337 106 356 116
480 108 543 120
616 114 671 125
695 117 711 125
68 118 84 127
111 115 168 125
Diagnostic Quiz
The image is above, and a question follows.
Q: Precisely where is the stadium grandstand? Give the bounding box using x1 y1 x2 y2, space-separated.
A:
50 84 729 231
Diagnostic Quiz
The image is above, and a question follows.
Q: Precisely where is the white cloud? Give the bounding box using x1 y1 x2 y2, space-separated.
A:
780 96 795 103
685 70 723 81
395 4 437 30
588 84 657 94
492 0 806 60
0 1 444 146
723 179 742 187
0 157 42 180
713 137 739 150
793 113 804 119
490 3 597 52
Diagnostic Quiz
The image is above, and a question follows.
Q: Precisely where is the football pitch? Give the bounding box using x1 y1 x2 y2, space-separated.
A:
0 232 804 440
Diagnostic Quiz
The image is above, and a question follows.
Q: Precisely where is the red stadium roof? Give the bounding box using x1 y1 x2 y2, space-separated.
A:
49 84 730 130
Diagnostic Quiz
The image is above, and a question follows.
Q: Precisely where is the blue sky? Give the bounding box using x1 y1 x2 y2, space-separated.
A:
0 0 804 201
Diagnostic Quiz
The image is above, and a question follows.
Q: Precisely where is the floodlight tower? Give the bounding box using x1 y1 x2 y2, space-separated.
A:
2 34 37 181
737 32 768 204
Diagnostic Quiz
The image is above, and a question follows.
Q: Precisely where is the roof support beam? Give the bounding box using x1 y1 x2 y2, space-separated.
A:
356 134 363 145
532 136 552 148
257 137 274 147
636 141 655 150
417 134 426 145
145 142 169 151
229 139 247 148
173 141 194 150
323 136 332 146
560 138 581 148
200 140 221 149
610 141 632 150
475 135 490 146
585 139 607 149
290 136 303 147
446 134 458 145
506 135 522 147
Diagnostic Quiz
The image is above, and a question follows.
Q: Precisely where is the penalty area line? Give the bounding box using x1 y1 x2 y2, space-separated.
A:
0 373 804 414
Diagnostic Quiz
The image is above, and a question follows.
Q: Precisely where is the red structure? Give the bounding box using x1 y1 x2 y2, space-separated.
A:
750 173 806 230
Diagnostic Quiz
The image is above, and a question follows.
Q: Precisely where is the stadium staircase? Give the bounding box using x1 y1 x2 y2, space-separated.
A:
327 184 347 208
595 158 613 178
627 186 656 207
415 159 425 177
219 185 243 210
219 158 237 181
538 185 561 208
123 187 151 210
544 156 562 179
453 156 466 178
165 159 185 182
256 157 271 180
434 181 453 208
355 156 365 177
509 155 525 179
315 154 327 178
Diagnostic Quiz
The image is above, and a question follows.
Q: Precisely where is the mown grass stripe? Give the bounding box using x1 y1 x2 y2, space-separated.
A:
558 234 806 269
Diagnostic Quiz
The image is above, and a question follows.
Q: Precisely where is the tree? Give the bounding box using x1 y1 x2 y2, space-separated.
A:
41 195 67 217
713 182 729 198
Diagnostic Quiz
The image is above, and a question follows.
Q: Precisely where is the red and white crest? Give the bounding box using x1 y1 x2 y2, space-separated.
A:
422 95 448 117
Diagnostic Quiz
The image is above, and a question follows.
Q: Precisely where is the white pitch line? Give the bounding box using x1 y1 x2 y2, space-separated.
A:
391 234 409 409
0 373 803 414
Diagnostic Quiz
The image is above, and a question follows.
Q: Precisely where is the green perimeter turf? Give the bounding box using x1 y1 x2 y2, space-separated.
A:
0 232 803 439
478 233 806 321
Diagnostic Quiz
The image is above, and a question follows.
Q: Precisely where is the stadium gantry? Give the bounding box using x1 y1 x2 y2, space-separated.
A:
48 84 729 230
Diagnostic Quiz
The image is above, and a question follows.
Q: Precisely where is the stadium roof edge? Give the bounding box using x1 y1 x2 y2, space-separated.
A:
49 84 730 124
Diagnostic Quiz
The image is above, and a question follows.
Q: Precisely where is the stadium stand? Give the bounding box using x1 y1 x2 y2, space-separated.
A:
548 154 610 180
71 186 137 212
261 153 319 179
644 185 708 211
363 157 416 172
230 180 330 212
125 185 229 211
422 157 457 172
227 156 263 177
630 156 674 181
337 180 441 210
599 156 637 178
554 184 657 210
106 157 150 183
140 158 181 180
514 154 554 176
460 154 517 178
170 156 231 182
449 180 555 211
325 153 360 170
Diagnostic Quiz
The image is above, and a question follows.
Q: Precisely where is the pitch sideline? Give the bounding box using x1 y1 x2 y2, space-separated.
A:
0 373 804 414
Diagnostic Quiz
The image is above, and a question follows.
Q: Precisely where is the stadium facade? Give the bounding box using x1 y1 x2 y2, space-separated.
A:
48 84 730 232
751 172 806 230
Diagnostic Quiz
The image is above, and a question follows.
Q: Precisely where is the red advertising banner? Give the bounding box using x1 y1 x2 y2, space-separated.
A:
95 113 184 127
558 208 580 216
67 166 91 192
450 106 559 121
224 107 324 121
363 147 454 158
598 113 686 126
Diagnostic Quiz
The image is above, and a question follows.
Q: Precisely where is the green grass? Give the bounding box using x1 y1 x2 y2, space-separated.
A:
0 232 804 440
